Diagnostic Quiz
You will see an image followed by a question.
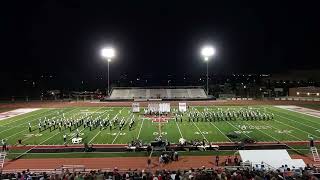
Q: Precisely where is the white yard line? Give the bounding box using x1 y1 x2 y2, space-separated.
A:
208 106 253 139
38 131 61 145
0 109 51 126
224 121 252 139
12 107 103 159
68 107 106 140
174 119 184 139
4 130 28 140
137 116 145 139
241 121 280 142
259 121 304 141
192 122 208 142
0 108 43 122
0 109 58 134
272 116 320 138
16 131 61 159
156 115 162 137
274 105 320 119
88 108 122 144
271 109 319 131
272 107 320 126
14 134 36 146
3 108 80 140
112 111 131 144
209 122 232 142
88 131 101 144
191 108 209 141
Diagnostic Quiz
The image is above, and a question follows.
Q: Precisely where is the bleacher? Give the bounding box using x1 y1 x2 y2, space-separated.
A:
108 86 209 100
188 89 207 98
0 152 6 169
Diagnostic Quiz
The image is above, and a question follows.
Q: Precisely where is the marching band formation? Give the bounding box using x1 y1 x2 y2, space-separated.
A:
24 106 274 145
31 107 273 134
33 112 136 135
174 107 274 122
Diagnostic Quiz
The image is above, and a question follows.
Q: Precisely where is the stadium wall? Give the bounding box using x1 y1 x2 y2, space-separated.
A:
0 99 319 109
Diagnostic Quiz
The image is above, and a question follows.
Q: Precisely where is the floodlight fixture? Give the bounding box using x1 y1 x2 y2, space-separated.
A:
100 46 116 96
101 47 115 61
200 45 216 95
201 46 216 60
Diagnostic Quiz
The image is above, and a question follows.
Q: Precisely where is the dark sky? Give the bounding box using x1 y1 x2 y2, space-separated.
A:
2 0 320 81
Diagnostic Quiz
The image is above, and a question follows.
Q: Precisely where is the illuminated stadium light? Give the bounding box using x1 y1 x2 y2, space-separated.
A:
296 92 300 95
201 46 215 61
101 47 115 61
317 93 319 96
200 45 216 95
101 47 116 96
307 92 310 96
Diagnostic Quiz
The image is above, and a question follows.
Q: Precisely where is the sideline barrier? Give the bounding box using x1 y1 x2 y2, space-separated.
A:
275 97 320 101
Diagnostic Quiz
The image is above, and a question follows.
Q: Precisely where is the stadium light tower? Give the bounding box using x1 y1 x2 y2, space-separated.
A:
101 47 116 96
201 45 216 95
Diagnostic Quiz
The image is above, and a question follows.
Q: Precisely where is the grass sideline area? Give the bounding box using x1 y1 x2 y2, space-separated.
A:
0 108 16 113
6 147 313 159
7 151 237 159
299 104 320 110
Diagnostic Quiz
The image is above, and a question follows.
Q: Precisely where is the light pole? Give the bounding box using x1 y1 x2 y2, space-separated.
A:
201 46 216 95
101 47 116 96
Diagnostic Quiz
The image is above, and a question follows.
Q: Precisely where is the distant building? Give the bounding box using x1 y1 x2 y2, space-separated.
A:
289 86 320 97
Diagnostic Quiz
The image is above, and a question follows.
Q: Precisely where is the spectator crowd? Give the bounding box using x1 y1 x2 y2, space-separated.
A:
1 164 320 180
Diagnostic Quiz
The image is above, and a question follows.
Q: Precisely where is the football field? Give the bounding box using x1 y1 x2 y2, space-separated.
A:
0 105 320 146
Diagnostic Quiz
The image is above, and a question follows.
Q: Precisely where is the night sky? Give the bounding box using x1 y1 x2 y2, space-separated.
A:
2 0 320 82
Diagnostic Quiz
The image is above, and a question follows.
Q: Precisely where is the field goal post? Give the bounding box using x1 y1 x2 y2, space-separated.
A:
132 102 140 113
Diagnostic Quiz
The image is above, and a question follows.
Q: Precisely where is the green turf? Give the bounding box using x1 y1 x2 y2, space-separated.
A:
6 149 311 159
1 105 320 147
299 104 320 110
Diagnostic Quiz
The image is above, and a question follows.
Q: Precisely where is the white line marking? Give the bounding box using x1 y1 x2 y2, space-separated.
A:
274 118 320 138
3 108 80 140
137 116 145 139
274 107 320 126
15 130 62 159
207 106 254 139
224 121 252 139
174 119 184 139
88 108 121 143
191 107 209 141
209 122 232 142
68 107 106 140
88 131 101 144
259 121 303 141
192 122 208 142
112 116 131 144
270 114 320 138
193 107 233 142
241 121 279 142
274 105 320 119
0 108 44 122
271 108 319 130
39 131 61 145
0 109 58 134
111 108 127 144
